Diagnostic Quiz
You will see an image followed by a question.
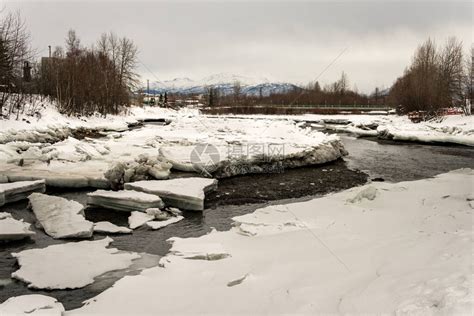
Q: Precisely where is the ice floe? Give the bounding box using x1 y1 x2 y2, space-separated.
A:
0 294 65 316
28 193 93 239
87 189 164 212
146 216 184 230
0 212 35 241
93 221 132 234
11 237 139 289
125 177 218 211
128 211 154 229
0 180 45 205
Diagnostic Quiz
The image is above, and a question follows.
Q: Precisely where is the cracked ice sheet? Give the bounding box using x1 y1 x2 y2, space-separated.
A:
0 294 64 316
11 237 140 290
67 169 473 315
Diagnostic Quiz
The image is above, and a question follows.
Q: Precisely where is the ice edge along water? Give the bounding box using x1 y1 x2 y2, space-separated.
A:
61 169 473 315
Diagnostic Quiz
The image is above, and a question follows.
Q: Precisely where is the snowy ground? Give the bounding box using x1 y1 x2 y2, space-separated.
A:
209 113 474 146
0 104 347 187
59 169 473 315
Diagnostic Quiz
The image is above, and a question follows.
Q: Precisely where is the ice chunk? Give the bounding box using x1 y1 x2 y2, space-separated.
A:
0 294 64 316
124 177 218 211
6 171 90 188
11 237 140 289
0 180 45 204
128 211 154 229
146 216 184 230
145 207 171 221
0 212 35 241
87 190 164 212
94 221 132 234
347 186 378 203
104 155 172 190
28 193 93 239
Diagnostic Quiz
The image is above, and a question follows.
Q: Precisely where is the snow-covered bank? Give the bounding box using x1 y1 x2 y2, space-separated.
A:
0 105 346 187
209 113 474 146
67 169 473 315
0 294 65 316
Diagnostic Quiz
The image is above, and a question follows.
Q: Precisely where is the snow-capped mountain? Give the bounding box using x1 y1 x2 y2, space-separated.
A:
145 73 299 96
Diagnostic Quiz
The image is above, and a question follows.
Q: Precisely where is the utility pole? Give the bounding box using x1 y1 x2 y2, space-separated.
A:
48 45 51 58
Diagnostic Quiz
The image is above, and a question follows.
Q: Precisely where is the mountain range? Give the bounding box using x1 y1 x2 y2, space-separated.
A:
144 73 299 96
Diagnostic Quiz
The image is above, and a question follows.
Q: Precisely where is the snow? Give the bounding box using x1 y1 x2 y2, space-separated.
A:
124 177 218 211
0 180 45 205
93 221 132 234
28 193 94 239
0 104 348 187
128 211 154 229
213 113 474 146
0 212 35 241
146 216 184 230
87 189 164 212
11 237 140 289
0 294 64 316
67 169 473 315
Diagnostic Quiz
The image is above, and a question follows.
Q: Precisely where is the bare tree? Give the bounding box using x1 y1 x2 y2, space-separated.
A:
463 46 473 115
439 37 464 107
0 10 32 78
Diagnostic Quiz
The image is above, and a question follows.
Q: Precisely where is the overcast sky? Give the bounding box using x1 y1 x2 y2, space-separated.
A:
4 0 473 92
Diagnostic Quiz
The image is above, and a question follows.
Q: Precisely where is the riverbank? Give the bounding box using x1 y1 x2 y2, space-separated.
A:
64 168 473 315
205 113 474 146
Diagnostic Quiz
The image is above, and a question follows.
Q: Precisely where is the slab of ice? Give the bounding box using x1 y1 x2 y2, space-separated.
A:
87 190 164 212
94 221 132 234
11 237 140 289
124 177 218 211
159 138 347 178
0 180 45 204
28 193 93 239
128 211 154 229
0 212 35 241
0 294 65 316
146 216 184 230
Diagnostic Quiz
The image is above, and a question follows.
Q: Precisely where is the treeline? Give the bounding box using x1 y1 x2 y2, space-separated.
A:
388 37 472 115
0 10 34 116
205 72 370 108
41 30 138 115
0 10 139 117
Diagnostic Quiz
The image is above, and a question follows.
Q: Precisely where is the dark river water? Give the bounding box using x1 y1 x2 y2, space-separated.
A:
0 134 473 310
